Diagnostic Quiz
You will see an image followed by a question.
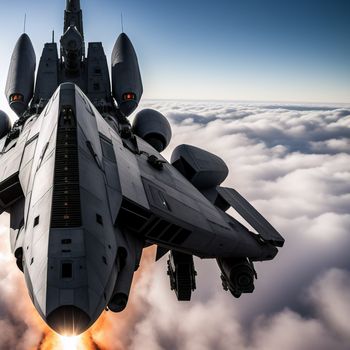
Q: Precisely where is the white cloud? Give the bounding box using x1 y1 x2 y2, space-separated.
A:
0 214 43 350
1 101 349 349
308 269 350 342
127 101 350 349
248 309 346 350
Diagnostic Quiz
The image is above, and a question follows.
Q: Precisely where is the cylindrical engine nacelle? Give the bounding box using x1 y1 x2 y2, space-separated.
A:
0 110 12 139
217 257 256 298
111 33 143 117
132 109 172 152
5 34 36 116
171 144 228 189
108 233 143 312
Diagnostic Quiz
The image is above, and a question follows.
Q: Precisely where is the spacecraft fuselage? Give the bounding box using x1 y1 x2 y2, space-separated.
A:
0 0 284 335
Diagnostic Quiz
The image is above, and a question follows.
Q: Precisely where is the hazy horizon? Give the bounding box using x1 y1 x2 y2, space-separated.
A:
0 0 349 114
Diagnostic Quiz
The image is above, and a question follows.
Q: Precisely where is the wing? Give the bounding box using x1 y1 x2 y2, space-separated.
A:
216 186 285 247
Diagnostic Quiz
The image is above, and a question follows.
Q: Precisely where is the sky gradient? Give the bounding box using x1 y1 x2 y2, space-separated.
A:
0 0 349 109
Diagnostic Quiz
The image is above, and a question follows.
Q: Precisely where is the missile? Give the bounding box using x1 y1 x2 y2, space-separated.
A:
5 34 36 116
111 33 143 117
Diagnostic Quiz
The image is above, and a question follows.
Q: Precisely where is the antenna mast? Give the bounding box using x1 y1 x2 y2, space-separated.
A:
121 12 124 32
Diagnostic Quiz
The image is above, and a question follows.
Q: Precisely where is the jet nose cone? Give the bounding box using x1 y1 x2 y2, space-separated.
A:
47 306 91 336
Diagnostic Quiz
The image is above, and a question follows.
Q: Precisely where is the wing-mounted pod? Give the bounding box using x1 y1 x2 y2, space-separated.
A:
132 109 172 152
217 257 256 298
0 111 12 139
111 33 143 117
5 34 36 116
171 144 228 189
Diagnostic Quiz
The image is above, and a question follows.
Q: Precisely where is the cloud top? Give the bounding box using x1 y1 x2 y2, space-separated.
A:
0 101 349 349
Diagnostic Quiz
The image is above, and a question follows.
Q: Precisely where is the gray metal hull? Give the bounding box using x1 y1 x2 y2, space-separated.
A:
0 0 284 335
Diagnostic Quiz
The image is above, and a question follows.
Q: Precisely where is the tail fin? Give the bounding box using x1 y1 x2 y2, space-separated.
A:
64 0 84 39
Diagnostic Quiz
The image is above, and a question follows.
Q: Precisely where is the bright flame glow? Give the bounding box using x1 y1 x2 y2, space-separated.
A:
60 335 80 350
24 247 156 349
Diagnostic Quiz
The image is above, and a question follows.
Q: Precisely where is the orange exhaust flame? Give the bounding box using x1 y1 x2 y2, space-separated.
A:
33 246 156 350
88 246 156 349
36 332 102 350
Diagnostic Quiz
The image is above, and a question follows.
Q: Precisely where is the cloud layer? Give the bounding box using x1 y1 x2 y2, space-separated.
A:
0 101 349 349
128 100 350 349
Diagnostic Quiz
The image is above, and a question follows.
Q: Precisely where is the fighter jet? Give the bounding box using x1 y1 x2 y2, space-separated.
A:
0 0 284 336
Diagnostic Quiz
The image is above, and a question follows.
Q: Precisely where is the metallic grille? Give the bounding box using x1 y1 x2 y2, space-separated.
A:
51 106 81 228
118 198 191 246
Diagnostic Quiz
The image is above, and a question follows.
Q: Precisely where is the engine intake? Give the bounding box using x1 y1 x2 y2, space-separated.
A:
0 111 12 139
171 144 228 190
132 109 172 152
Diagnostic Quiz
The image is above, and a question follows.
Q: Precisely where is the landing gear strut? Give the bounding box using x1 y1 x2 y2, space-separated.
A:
167 251 197 301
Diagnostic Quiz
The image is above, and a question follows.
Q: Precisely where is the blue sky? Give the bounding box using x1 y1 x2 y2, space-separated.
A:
0 0 349 105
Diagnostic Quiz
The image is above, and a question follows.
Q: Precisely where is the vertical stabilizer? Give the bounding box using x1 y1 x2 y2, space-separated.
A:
61 0 85 72
64 0 84 39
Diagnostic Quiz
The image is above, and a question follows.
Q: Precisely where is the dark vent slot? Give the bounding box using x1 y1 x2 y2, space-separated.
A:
118 208 149 231
51 106 81 228
117 198 190 246
118 199 153 232
122 200 151 220
96 214 103 225
147 220 169 239
61 262 72 279
172 229 191 245
0 181 23 206
34 216 40 227
159 224 181 242
141 217 159 235
62 239 72 245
